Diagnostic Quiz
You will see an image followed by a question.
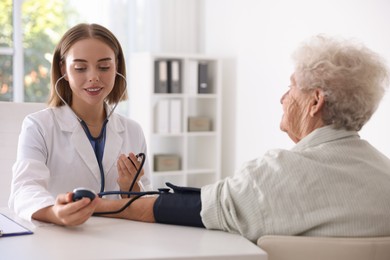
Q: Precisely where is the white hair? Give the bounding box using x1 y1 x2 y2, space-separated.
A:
292 35 389 131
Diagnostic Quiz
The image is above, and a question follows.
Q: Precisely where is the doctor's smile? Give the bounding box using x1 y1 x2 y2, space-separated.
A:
85 87 104 95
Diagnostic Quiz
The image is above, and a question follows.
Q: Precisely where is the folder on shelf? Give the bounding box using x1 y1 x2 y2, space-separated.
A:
187 60 199 95
170 99 182 133
169 60 182 93
154 99 170 133
0 213 33 237
154 60 169 93
198 62 211 94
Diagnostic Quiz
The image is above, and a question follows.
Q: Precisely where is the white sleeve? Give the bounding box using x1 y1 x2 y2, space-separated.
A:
9 160 55 221
8 116 55 221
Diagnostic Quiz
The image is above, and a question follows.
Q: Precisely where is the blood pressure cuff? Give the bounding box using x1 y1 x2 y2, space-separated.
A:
153 182 205 228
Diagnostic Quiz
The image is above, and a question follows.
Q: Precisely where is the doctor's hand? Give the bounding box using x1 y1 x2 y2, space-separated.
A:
117 153 144 194
32 192 100 226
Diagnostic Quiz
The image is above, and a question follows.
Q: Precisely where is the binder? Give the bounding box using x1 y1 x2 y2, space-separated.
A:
198 62 211 93
187 60 198 95
0 213 33 237
170 99 182 133
154 60 169 93
169 60 182 93
154 99 170 133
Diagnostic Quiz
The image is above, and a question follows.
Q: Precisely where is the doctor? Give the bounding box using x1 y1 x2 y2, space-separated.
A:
9 23 152 226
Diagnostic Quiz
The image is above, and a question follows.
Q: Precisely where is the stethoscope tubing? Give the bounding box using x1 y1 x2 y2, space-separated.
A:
55 73 160 215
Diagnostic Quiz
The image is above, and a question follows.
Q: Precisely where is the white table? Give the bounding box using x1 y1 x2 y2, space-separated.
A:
0 208 267 260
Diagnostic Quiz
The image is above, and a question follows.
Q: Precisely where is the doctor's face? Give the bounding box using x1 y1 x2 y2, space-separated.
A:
62 38 117 108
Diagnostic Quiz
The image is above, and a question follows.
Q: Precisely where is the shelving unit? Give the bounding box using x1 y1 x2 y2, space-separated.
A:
128 53 222 189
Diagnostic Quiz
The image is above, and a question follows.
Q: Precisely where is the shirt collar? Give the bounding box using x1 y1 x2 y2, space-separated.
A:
292 125 360 151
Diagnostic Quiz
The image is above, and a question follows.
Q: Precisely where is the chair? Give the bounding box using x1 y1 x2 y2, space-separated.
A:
0 101 47 206
258 235 390 260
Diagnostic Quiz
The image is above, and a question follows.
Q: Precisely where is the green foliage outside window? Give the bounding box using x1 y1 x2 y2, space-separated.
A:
0 0 13 101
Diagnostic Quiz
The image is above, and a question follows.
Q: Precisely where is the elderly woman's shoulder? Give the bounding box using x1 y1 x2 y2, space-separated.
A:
239 148 297 172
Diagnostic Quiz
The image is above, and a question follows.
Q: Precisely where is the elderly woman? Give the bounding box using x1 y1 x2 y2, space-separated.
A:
96 35 390 242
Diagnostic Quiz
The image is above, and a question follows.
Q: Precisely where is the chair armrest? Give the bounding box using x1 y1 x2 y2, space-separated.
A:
257 235 390 260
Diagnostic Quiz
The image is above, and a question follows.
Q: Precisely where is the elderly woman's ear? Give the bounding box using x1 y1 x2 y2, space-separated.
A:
309 88 325 117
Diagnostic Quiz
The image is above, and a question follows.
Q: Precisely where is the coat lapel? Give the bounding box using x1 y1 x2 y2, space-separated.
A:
53 106 101 184
71 126 101 183
103 114 124 178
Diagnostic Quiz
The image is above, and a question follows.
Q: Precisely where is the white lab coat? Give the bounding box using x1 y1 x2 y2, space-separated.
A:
9 105 152 221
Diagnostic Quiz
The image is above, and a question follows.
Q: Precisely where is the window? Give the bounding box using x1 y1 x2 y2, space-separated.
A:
0 0 14 101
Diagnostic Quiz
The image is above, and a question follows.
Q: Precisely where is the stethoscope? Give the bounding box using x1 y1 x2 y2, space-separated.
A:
55 71 127 194
55 72 167 214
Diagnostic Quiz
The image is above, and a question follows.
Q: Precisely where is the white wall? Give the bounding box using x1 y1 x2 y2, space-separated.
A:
203 0 390 178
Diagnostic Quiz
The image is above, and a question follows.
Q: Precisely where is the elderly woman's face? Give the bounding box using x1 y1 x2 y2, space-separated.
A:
280 74 313 143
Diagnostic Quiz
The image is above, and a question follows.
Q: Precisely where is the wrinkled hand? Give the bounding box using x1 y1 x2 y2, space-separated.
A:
117 152 144 193
33 192 100 226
